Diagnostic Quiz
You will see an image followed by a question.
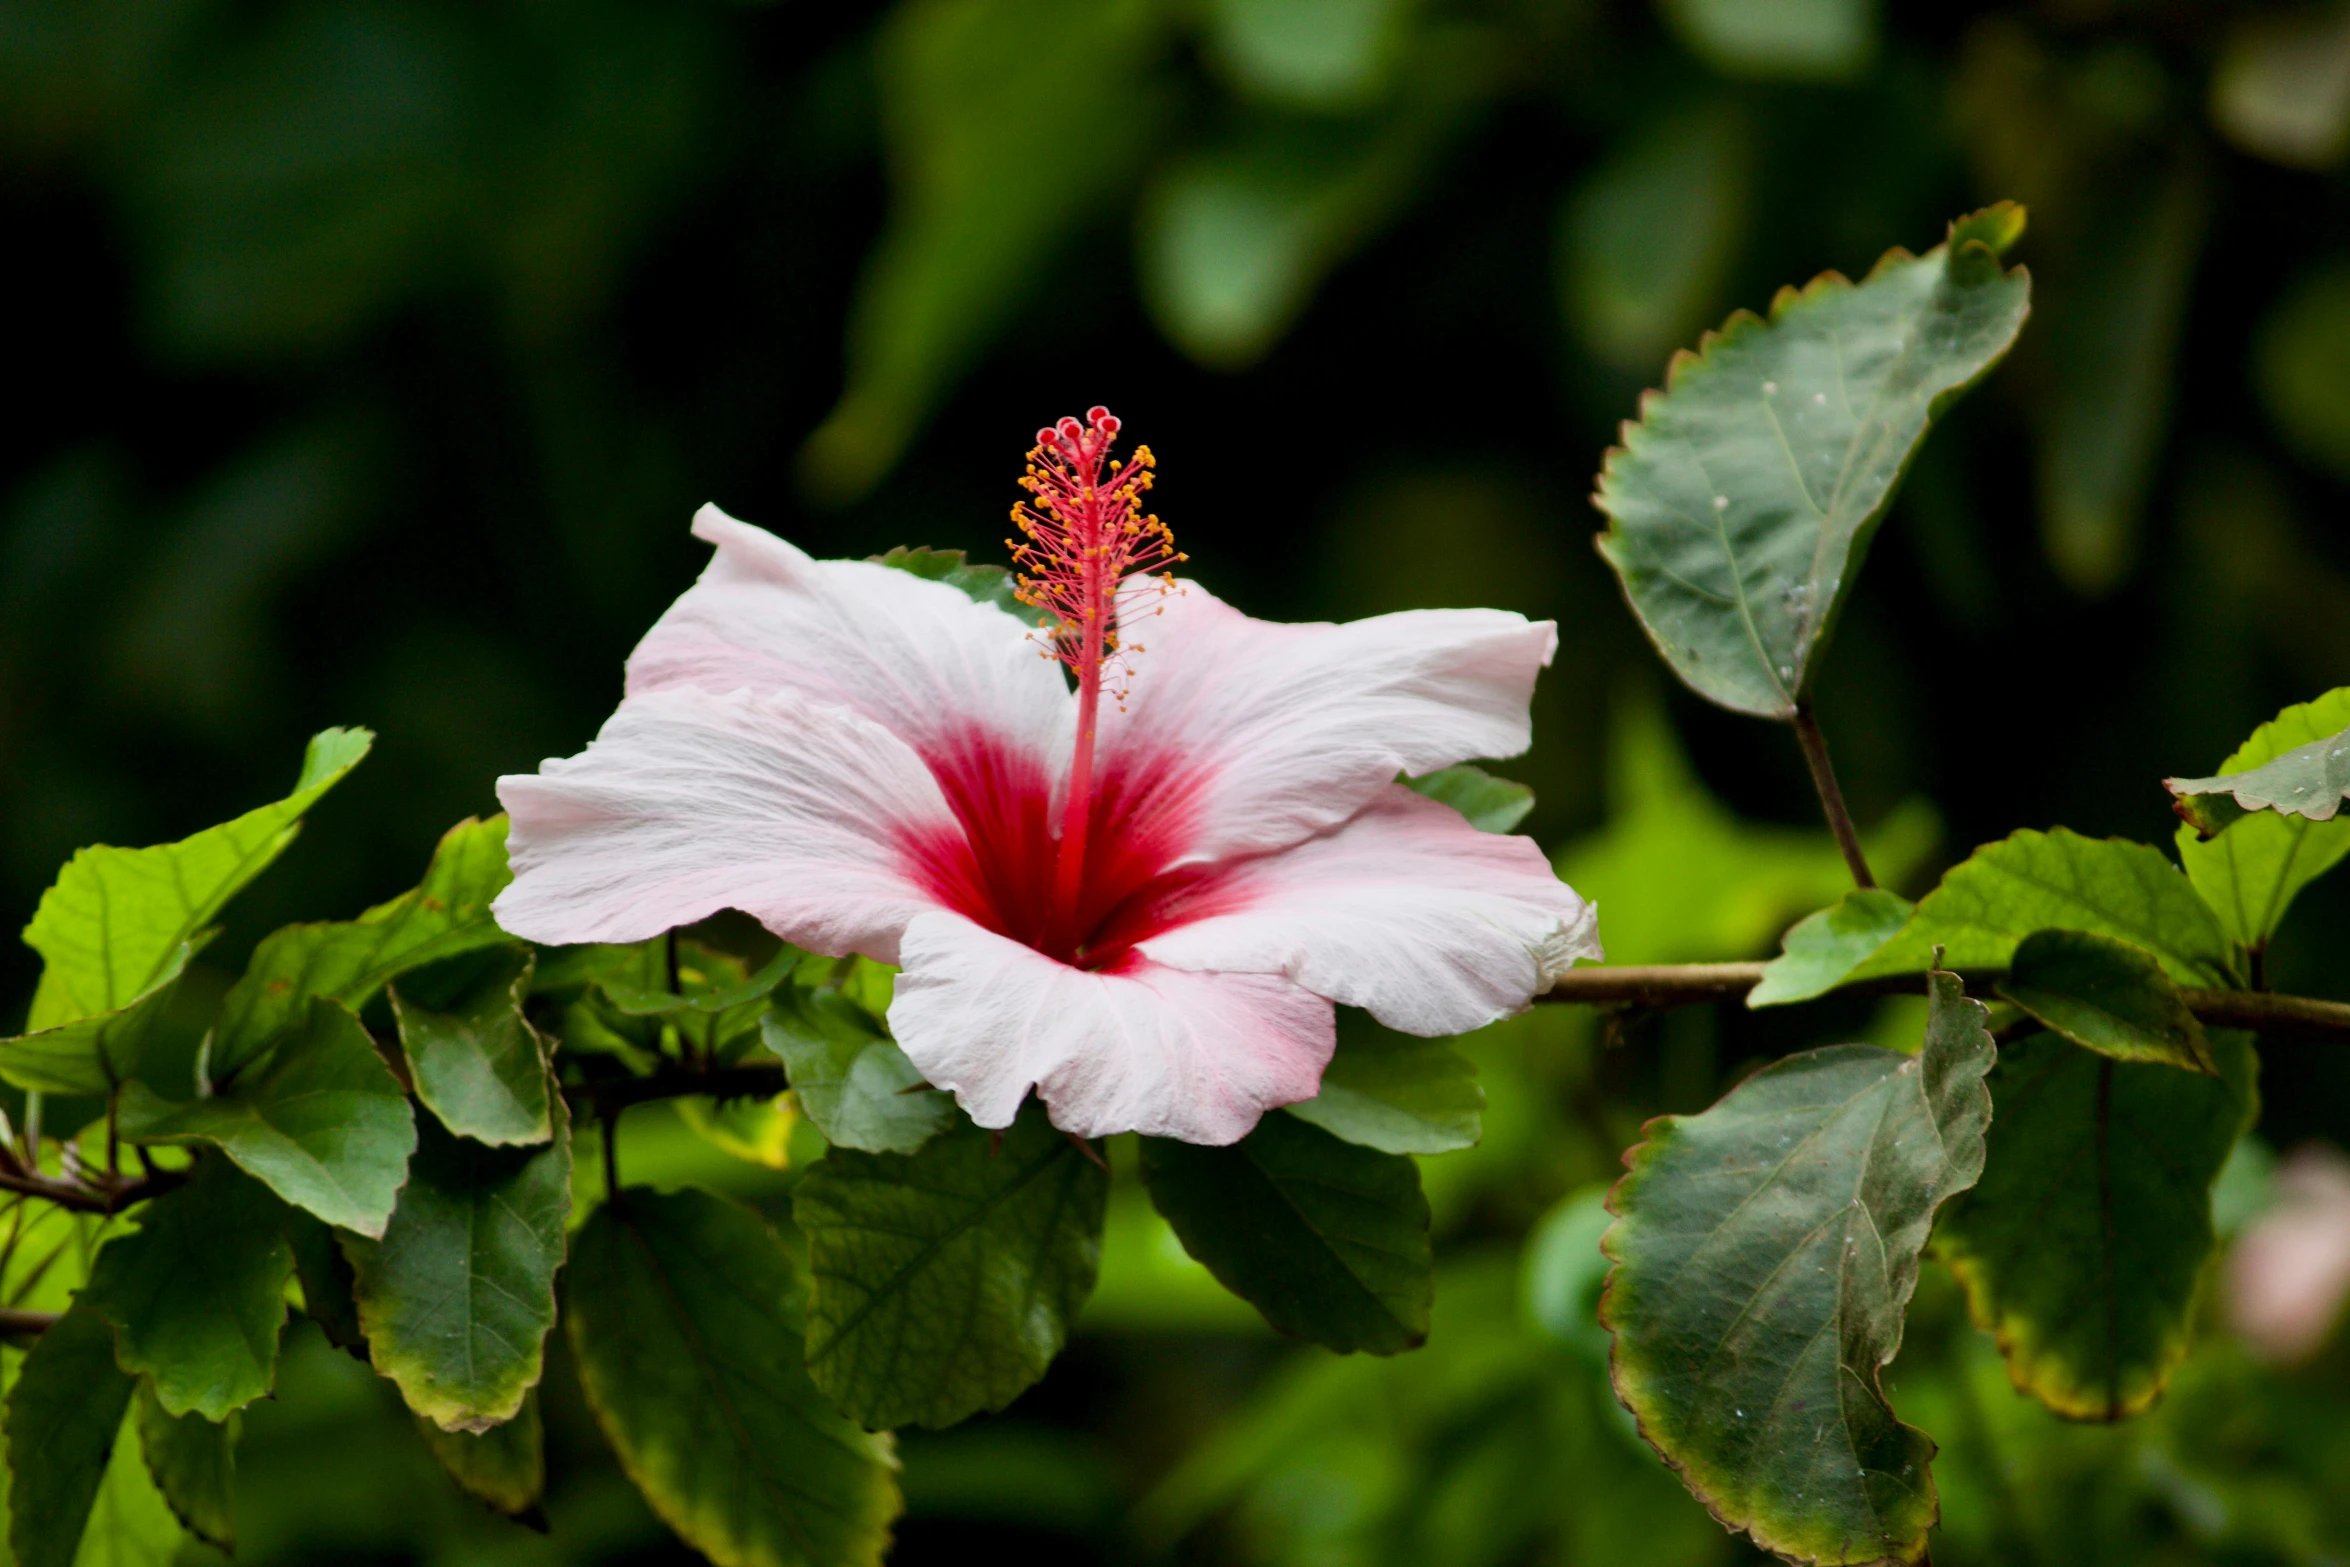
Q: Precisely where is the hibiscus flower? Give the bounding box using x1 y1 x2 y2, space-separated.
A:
493 408 1600 1144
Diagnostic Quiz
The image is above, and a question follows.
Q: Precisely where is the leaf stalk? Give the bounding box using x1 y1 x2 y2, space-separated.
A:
1791 705 1875 889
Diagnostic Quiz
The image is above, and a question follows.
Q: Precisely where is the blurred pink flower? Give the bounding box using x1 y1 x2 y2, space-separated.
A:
493 410 1599 1144
2227 1143 2350 1364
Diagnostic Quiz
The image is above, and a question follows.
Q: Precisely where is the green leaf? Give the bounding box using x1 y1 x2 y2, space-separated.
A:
1600 969 1993 1565
797 1102 1107 1428
2169 719 2350 835
20 727 371 1032
284 1210 367 1354
416 1396 543 1518
210 814 514 1084
392 946 552 1146
1593 207 2029 719
871 545 1026 618
1140 1112 1432 1354
798 0 1168 500
1523 1185 1614 1360
6 1309 138 1567
676 1093 800 1170
70 1400 188 1567
2173 688 2350 950
0 944 194 1096
1747 887 1914 1006
345 1103 571 1432
1138 75 1478 369
1933 1030 2259 1420
1850 827 2235 987
760 990 951 1155
2255 256 2350 480
119 995 417 1238
2212 5 2350 169
1284 1016 1482 1154
1560 98 1751 372
567 1188 900 1567
135 1387 235 1552
78 1159 294 1421
1660 0 1875 81
1400 763 1534 834
2032 155 2206 594
1997 928 2213 1074
1202 0 1410 109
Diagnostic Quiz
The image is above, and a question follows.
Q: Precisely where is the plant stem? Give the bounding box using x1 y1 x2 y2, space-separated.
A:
1541 963 2350 1040
0 1164 177 1215
567 1062 785 1116
601 1106 623 1201
0 1308 58 1337
1791 705 1875 889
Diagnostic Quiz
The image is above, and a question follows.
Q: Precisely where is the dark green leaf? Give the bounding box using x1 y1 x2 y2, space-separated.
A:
567 1188 900 1567
19 727 371 1032
135 1386 235 1552
760 990 951 1155
345 1104 571 1431
1849 827 2235 986
797 0 1168 499
1284 1016 1482 1154
1661 0 1875 81
2169 714 2350 834
1747 887 1915 1006
416 1396 543 1518
1594 206 2029 718
68 1397 188 1566
1561 98 1751 372
1600 969 1994 1565
2031 156 2207 595
872 545 1026 617
2175 688 2350 950
1203 0 1407 108
1140 1112 1432 1355
392 946 552 1146
1998 928 2213 1073
555 935 796 1066
5 1309 138 1567
798 1102 1107 1428
0 943 193 1096
284 1210 367 1354
1934 1030 2258 1420
1139 75 1480 369
120 995 417 1238
1400 763 1535 835
79 1159 294 1421
210 814 514 1084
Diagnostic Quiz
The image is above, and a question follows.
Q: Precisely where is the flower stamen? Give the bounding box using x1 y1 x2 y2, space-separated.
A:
1006 407 1185 949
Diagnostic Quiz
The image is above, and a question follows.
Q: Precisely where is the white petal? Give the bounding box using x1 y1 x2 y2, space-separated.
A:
494 686 961 960
628 505 1071 770
1138 786 1601 1036
891 911 1335 1145
1098 579 1557 862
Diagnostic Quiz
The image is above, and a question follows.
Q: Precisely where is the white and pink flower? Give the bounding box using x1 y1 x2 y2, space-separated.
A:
493 408 1600 1145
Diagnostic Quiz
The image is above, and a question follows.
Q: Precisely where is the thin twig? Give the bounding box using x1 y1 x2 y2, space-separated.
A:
601 1106 623 1202
0 1308 58 1337
0 1165 177 1215
564 1062 786 1116
1792 705 1875 889
1541 963 2350 1041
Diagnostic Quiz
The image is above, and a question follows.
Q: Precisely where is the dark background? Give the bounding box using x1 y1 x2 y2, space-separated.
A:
6 0 2350 1561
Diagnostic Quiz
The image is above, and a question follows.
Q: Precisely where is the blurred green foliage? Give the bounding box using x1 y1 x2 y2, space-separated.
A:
8 0 2350 1562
